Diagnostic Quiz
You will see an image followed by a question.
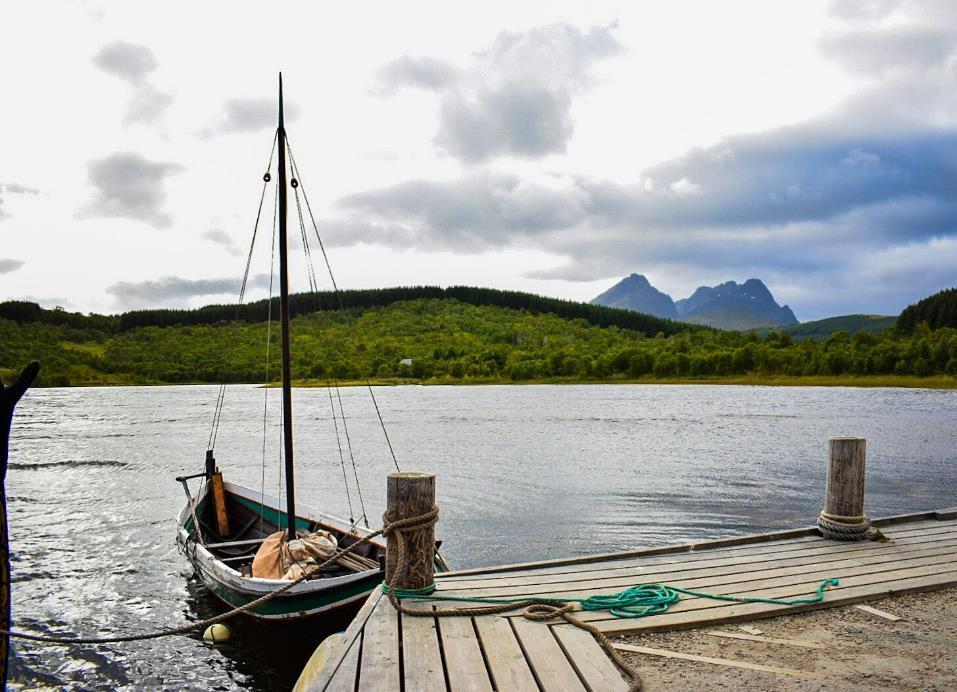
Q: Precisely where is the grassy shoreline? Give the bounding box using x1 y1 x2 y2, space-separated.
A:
32 374 957 389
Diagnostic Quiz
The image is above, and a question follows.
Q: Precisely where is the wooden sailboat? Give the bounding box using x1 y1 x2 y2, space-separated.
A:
175 76 392 620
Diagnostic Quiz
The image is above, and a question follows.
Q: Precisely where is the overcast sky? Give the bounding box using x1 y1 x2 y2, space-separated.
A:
1 0 955 320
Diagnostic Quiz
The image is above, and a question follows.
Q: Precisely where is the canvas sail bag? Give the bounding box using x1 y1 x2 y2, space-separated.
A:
251 529 338 580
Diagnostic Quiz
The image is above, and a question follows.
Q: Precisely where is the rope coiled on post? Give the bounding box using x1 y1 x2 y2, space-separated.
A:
817 510 871 541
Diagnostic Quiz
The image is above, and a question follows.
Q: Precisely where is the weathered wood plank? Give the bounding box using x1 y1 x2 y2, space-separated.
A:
448 538 957 600
357 596 400 690
438 617 493 692
402 611 446 692
596 566 957 634
441 531 957 599
473 617 538 692
438 520 957 585
552 625 629 692
565 548 957 627
511 619 586 692
325 634 362 692
440 512 951 578
295 592 381 692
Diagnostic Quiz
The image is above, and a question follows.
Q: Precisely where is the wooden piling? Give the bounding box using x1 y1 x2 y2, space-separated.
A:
385 472 435 591
819 437 869 540
824 437 867 518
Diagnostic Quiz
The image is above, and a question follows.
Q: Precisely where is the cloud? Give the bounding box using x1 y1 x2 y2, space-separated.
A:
203 229 242 256
93 41 173 125
0 183 39 195
375 23 621 161
106 273 272 309
200 97 299 137
78 152 183 228
0 259 24 274
0 182 39 220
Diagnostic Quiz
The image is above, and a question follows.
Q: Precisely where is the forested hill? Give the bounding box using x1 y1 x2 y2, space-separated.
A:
897 287 957 334
2 297 956 387
0 286 692 337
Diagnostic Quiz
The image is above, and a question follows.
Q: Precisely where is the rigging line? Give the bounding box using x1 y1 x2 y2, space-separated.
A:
292 174 365 524
326 379 355 524
286 139 401 472
259 187 279 536
334 379 369 526
208 133 279 451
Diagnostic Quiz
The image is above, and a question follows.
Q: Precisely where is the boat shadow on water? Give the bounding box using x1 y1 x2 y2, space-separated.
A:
184 574 360 691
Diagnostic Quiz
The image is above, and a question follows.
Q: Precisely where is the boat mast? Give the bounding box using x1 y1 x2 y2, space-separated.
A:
277 73 297 540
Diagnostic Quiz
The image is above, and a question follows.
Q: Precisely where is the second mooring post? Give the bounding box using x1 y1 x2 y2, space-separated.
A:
818 437 870 540
385 472 435 591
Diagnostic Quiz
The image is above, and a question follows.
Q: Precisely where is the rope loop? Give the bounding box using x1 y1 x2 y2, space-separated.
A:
817 511 871 541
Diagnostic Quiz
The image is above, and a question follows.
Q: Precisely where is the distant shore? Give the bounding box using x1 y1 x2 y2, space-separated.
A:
30 374 956 389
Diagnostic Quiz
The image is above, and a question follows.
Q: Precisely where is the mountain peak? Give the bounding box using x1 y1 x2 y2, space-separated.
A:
594 274 798 329
591 274 678 319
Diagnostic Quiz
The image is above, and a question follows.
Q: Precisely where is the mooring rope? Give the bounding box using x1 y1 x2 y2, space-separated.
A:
817 510 872 540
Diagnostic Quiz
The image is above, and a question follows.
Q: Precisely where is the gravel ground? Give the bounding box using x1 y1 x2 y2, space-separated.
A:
614 586 957 691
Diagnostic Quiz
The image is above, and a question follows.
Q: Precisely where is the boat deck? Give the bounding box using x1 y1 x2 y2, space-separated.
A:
297 509 957 691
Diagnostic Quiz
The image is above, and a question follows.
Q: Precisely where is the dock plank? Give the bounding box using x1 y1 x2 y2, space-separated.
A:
473 616 538 691
357 596 401 690
451 538 957 601
552 625 629 692
512 618 587 692
402 610 446 692
303 512 957 691
438 617 493 692
325 634 361 692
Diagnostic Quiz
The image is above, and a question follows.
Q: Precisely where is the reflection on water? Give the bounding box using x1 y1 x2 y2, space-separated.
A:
6 384 957 689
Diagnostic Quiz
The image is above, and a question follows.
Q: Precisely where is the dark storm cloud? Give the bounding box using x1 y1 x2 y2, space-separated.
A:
201 98 300 137
78 152 184 228
0 259 24 274
375 23 621 161
106 273 272 308
93 41 173 125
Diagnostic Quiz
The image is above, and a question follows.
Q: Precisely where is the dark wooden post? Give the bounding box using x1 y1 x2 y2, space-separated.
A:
818 437 870 540
385 472 435 591
0 362 40 685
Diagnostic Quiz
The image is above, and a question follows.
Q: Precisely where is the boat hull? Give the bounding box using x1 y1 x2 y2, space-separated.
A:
177 481 386 622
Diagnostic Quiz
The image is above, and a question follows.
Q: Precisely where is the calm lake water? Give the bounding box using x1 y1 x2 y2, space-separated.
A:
6 384 957 689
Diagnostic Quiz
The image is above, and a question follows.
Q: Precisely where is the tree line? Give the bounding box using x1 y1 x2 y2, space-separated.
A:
2 298 955 387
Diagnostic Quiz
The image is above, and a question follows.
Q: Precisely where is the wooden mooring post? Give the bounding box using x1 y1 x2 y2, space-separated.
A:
818 437 870 540
385 472 435 591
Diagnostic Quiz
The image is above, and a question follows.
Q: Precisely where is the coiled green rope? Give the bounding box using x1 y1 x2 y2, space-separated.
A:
383 577 840 619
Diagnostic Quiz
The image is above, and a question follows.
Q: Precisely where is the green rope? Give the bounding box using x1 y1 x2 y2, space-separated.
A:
383 578 840 619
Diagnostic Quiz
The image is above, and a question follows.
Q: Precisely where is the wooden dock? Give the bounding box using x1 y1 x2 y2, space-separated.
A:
297 509 957 691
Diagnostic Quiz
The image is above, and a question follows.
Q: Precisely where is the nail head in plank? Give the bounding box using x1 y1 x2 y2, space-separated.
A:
612 643 820 678
473 617 538 692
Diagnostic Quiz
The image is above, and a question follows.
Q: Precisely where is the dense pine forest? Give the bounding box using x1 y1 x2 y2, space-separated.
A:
2 288 956 387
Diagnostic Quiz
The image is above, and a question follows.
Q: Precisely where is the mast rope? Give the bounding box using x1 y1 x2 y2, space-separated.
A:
286 139 401 473
259 184 279 536
326 379 356 524
207 132 278 452
334 381 369 527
